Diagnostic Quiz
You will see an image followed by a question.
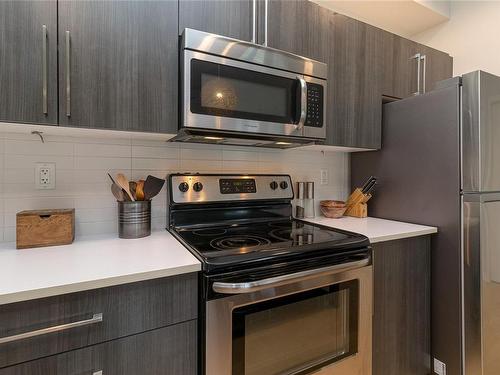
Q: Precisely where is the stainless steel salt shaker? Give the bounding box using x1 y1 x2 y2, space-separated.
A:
295 182 305 219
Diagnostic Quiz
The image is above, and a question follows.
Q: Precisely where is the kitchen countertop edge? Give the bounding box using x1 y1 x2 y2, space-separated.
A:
303 216 438 244
0 231 201 306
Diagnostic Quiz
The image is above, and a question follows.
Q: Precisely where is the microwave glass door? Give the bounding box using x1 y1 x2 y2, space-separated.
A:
232 280 359 375
190 59 299 125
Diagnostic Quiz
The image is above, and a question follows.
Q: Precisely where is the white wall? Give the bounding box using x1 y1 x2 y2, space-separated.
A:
412 1 500 76
0 128 349 243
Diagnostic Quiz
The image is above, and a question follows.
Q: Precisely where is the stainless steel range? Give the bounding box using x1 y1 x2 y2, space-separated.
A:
167 174 372 375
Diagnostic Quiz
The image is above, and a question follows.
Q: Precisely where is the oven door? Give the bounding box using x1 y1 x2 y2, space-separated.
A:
206 258 372 375
182 49 326 140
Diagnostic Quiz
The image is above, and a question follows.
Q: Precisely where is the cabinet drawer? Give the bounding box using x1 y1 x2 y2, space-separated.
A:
0 273 198 368
0 320 198 375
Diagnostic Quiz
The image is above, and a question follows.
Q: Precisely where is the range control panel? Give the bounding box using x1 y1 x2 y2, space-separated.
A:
169 174 293 204
219 178 257 194
305 83 324 128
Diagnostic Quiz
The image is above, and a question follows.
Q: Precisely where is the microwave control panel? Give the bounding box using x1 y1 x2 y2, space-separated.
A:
305 83 324 128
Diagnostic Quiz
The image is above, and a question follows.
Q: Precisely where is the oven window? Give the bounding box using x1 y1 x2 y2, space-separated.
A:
190 59 298 124
232 281 359 375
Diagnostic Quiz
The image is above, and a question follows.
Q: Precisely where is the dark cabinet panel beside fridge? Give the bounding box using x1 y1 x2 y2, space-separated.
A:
352 70 500 375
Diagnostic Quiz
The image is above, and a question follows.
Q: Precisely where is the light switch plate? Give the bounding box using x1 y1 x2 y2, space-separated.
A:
320 169 328 185
433 358 446 375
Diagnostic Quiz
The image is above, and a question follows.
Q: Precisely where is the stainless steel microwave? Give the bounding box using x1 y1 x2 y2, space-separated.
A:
172 28 327 148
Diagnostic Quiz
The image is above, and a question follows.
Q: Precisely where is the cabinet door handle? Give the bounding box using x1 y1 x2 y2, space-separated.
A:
251 0 256 43
65 30 71 117
411 53 421 96
420 54 427 93
0 313 103 344
263 0 268 46
42 25 48 115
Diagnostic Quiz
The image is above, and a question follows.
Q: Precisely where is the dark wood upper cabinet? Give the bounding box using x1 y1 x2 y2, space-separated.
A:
179 0 255 42
421 44 453 94
266 0 332 62
328 15 393 149
391 36 453 99
0 1 58 125
57 0 178 133
391 36 422 99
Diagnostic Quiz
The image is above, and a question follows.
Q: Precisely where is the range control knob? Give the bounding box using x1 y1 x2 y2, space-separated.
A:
270 181 278 190
178 182 189 193
193 182 203 192
280 181 288 189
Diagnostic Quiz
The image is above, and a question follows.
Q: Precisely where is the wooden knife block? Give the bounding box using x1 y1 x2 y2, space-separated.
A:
344 188 372 218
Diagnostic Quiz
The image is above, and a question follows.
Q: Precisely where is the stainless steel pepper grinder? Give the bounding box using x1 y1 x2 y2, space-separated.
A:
304 181 315 218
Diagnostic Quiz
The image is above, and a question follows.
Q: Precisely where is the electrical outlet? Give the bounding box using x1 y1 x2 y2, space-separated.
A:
433 358 446 375
35 162 56 190
320 169 328 185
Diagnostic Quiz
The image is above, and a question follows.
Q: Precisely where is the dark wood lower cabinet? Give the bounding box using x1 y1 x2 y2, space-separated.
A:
372 236 431 375
0 320 197 375
0 273 198 368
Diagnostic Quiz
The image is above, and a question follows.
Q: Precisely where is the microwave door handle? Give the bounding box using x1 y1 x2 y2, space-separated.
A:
297 77 307 130
212 256 370 294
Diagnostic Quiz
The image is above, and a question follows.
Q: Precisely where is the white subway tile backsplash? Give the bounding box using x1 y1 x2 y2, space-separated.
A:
132 144 179 159
75 156 131 171
4 139 74 156
131 157 179 171
4 197 75 214
5 154 74 170
180 146 222 161
0 130 349 242
75 143 131 158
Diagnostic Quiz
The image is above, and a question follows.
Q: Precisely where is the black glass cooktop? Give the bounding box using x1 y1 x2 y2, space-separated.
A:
174 219 370 270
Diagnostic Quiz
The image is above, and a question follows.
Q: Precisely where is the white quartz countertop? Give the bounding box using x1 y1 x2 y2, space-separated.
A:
0 231 201 305
304 216 437 243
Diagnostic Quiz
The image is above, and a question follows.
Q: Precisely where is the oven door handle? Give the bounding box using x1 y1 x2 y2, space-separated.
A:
212 256 370 294
296 77 307 130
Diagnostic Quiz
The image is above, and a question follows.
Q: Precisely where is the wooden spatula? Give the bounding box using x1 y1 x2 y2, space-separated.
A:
144 175 165 200
116 173 135 201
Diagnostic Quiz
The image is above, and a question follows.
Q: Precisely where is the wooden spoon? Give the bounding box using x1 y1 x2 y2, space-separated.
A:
116 173 135 201
144 175 165 200
136 180 145 201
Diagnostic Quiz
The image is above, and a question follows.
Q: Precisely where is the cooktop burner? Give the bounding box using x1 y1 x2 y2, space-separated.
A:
175 219 367 260
210 235 271 251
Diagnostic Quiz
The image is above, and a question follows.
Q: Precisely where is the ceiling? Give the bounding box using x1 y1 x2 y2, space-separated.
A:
311 0 450 37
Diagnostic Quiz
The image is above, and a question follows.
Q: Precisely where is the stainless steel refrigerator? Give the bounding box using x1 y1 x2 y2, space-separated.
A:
351 70 500 375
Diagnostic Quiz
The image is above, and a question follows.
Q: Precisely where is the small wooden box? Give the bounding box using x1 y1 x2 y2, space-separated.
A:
16 209 75 249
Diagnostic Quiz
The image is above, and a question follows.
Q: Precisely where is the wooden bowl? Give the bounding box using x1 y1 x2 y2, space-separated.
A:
320 200 347 218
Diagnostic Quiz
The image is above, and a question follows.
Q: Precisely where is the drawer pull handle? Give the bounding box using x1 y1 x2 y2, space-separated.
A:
0 313 103 344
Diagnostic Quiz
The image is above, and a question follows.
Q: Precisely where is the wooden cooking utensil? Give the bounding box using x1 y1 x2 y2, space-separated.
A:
107 173 116 184
129 181 137 200
116 173 135 201
136 180 145 201
144 175 165 200
111 183 125 202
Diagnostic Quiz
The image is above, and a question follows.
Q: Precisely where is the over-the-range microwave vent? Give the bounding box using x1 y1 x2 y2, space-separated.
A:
169 128 317 149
